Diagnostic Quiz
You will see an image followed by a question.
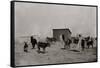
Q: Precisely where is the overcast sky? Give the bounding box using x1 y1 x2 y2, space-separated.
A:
15 2 97 38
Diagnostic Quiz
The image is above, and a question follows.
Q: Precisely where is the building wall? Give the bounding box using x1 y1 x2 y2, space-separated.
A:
53 29 71 41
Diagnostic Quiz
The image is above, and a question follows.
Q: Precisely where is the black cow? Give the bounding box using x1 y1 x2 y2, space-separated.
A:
24 42 28 52
85 37 94 48
86 40 94 48
30 36 37 49
37 42 50 53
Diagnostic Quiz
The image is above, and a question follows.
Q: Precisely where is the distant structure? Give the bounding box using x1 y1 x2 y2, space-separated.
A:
53 28 72 41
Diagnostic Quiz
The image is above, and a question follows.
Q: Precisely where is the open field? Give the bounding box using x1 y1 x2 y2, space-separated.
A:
15 37 97 66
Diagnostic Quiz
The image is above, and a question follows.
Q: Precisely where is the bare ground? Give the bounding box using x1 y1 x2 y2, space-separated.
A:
15 40 97 66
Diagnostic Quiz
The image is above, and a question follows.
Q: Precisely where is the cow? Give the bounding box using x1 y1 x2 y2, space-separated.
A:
46 37 57 42
86 39 94 48
30 36 37 49
85 37 94 48
37 42 50 53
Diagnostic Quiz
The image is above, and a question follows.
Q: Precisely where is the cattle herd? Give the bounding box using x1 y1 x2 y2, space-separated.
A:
23 35 97 54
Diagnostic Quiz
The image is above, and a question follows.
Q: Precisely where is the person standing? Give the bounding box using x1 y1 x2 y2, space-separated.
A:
62 34 65 42
24 42 28 52
30 36 37 49
81 38 85 51
74 34 82 52
60 34 66 49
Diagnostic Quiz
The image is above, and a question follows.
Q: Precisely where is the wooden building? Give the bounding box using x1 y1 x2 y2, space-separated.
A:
53 28 72 41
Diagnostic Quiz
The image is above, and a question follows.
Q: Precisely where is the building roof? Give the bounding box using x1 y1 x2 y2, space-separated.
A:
53 28 72 34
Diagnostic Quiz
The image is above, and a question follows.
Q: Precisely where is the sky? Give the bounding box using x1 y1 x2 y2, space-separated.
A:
15 2 97 38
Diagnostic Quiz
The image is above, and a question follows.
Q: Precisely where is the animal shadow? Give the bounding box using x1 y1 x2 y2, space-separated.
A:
37 50 47 54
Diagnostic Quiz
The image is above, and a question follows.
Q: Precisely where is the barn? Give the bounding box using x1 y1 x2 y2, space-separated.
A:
53 28 72 41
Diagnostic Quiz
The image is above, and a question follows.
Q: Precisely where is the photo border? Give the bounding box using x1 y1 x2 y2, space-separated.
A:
10 1 98 67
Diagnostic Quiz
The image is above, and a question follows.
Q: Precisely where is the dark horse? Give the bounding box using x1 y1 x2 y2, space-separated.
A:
30 36 37 49
37 42 50 53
